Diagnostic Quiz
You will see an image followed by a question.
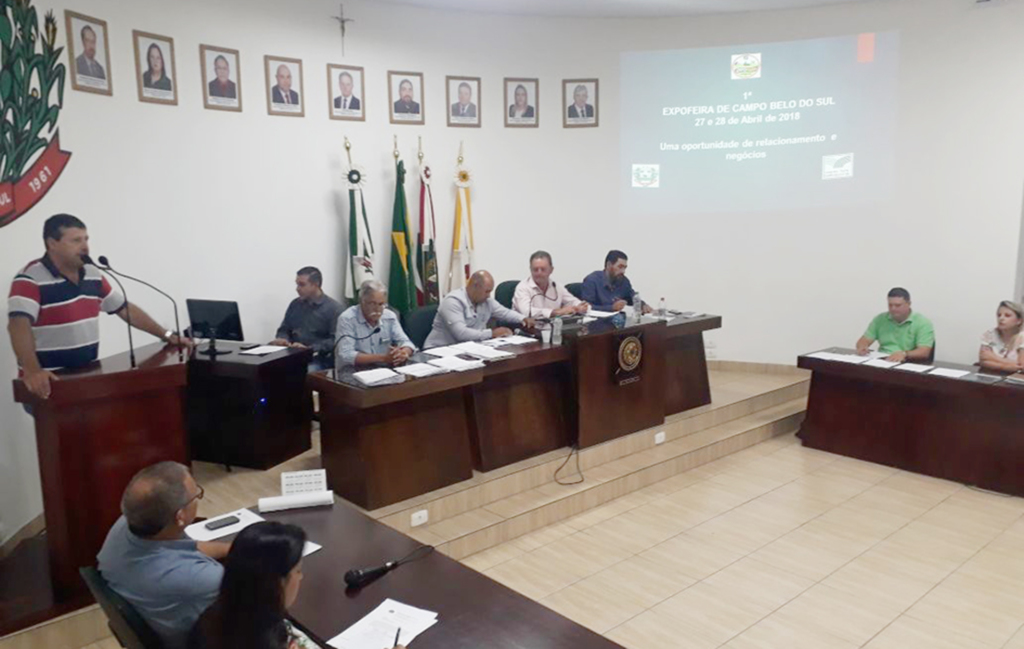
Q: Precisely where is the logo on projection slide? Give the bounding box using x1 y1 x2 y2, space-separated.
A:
822 153 855 180
0 3 72 229
731 53 762 80
631 164 660 188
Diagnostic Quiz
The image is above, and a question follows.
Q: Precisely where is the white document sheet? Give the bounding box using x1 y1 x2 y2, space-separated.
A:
281 469 328 495
185 508 265 542
421 345 465 357
427 356 485 372
586 310 618 319
863 359 900 369
895 364 934 373
485 335 537 346
807 352 869 364
328 599 438 649
353 368 401 386
448 341 514 360
395 363 449 378
239 345 288 356
929 368 971 379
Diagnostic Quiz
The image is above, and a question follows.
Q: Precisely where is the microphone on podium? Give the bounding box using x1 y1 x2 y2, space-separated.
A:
84 255 136 369
97 255 183 360
331 326 382 380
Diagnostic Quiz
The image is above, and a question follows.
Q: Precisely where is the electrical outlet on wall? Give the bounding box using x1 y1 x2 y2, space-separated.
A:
411 510 429 527
654 431 666 445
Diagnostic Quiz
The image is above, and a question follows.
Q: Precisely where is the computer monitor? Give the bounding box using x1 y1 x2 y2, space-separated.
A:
186 299 243 356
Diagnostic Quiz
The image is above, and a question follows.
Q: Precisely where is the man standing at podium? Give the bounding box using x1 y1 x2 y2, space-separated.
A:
7 214 187 400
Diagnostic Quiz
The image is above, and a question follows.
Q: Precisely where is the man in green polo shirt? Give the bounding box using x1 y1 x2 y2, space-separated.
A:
856 287 935 362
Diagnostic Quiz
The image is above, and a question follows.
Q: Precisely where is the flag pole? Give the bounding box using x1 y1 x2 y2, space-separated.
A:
447 142 466 292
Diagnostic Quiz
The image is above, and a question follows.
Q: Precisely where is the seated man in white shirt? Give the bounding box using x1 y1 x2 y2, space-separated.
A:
424 270 535 348
512 250 590 319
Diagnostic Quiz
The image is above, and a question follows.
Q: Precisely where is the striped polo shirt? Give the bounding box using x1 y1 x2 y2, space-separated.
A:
8 255 126 371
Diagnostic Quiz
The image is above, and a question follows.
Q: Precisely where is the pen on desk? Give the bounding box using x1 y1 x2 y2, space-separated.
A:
393 627 402 647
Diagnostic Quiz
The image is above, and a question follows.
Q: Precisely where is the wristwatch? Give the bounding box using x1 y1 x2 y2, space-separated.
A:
163 330 174 343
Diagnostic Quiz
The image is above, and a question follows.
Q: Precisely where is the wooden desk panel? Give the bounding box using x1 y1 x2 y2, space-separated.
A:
268 503 624 649
798 348 1024 496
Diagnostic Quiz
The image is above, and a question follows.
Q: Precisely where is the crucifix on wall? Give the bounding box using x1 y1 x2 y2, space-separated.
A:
333 3 355 56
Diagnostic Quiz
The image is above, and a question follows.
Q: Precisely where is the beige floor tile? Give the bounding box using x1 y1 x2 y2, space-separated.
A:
585 553 696 608
540 567 650 634
483 549 580 600
722 612 860 649
459 540 524 572
701 556 814 611
531 529 633 580
1004 624 1024 649
770 583 903 646
821 551 937 611
652 582 770 647
863 614 997 649
423 508 504 541
509 521 578 552
639 529 747 581
905 585 1023 649
583 504 686 555
563 491 653 530
604 609 719 649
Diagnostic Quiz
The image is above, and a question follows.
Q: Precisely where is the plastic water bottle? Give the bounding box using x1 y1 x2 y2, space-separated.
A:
658 297 667 317
552 317 563 345
633 292 643 323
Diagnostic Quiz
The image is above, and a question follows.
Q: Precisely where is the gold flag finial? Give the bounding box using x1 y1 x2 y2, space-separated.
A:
417 136 424 163
457 141 464 165
344 136 353 166
394 135 400 160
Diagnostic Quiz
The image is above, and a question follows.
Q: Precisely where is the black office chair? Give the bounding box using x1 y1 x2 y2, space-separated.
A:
494 280 518 309
80 566 165 649
565 282 584 300
403 304 439 350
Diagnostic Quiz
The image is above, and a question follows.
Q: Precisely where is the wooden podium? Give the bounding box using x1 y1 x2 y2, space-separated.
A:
12 343 189 601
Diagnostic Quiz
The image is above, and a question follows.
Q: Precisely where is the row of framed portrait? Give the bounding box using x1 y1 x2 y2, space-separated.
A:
64 10 599 128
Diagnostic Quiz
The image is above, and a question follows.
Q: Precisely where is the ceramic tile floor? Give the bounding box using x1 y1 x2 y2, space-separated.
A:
466 432 1024 649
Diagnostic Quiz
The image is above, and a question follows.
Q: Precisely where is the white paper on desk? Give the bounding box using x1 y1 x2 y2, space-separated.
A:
396 363 449 378
486 335 536 346
929 368 971 379
353 368 401 385
421 345 465 357
239 345 288 356
586 310 617 319
809 352 868 364
863 359 900 369
895 363 934 373
303 541 322 557
428 356 484 372
258 490 334 513
282 469 327 496
449 341 514 360
185 509 264 542
328 598 438 649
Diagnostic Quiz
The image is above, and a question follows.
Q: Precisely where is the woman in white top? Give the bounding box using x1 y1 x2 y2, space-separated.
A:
979 300 1024 372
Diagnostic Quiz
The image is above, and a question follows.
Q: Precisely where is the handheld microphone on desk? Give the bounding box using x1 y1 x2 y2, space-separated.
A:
84 255 136 369
97 255 183 360
343 561 398 589
331 326 381 380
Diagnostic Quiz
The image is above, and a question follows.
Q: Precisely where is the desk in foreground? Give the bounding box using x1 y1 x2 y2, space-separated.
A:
798 348 1024 496
266 503 624 649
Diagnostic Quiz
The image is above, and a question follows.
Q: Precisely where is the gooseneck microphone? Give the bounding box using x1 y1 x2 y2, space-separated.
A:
98 255 183 360
343 561 398 589
331 326 382 380
85 255 136 369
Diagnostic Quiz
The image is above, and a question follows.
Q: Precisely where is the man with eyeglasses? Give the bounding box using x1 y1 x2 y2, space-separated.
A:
97 462 228 649
335 279 416 368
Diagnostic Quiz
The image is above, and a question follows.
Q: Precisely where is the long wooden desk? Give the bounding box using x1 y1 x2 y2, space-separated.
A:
265 502 625 649
798 348 1024 496
312 314 721 509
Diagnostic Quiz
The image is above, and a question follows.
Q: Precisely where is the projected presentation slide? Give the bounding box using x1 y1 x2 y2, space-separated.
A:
620 32 899 213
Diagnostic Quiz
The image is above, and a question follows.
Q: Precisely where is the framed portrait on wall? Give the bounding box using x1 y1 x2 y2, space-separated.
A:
328 64 365 121
64 11 112 96
200 45 241 112
504 77 538 128
563 78 599 128
265 55 305 117
388 70 424 125
133 30 177 105
446 76 480 128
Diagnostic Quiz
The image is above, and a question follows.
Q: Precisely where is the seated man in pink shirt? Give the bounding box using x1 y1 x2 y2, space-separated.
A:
512 250 589 319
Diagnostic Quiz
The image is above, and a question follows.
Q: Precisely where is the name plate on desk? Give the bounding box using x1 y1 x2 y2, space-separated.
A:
614 332 644 386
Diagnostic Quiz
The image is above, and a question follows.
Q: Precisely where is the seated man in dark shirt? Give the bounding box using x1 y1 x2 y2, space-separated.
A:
581 250 653 314
270 266 344 371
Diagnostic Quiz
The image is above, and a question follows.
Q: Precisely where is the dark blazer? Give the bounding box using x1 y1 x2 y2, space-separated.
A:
509 105 535 118
208 79 237 99
272 85 299 105
394 99 420 114
334 94 361 110
451 102 477 118
76 54 106 80
143 71 172 91
568 103 594 119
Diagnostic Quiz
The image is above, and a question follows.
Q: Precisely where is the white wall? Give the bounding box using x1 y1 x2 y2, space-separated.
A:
1 0 1022 545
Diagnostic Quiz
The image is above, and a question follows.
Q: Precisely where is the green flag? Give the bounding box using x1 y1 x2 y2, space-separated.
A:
388 160 415 314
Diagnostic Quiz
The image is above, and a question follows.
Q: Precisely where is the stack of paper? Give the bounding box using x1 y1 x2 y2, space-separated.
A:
863 359 900 369
395 363 449 378
929 368 971 379
328 599 438 649
353 368 403 386
427 356 485 372
895 364 934 373
421 346 465 358
586 310 618 319
806 351 869 364
449 341 514 360
1004 374 1024 385
239 345 287 356
484 335 537 347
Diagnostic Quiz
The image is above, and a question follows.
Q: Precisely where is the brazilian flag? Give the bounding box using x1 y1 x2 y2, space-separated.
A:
388 160 415 314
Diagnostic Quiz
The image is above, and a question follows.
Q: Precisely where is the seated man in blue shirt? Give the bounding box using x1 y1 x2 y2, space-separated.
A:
335 280 416 367
270 266 345 371
425 270 535 348
97 462 230 649
581 250 653 314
